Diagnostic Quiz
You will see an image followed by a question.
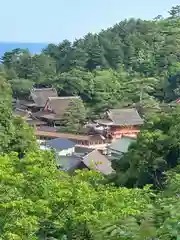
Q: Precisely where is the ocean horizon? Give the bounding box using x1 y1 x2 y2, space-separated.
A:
0 42 48 57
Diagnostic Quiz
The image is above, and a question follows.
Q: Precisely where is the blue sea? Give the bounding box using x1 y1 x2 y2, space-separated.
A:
0 42 48 57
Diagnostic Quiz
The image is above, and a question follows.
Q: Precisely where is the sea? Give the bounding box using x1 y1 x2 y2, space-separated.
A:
0 42 48 57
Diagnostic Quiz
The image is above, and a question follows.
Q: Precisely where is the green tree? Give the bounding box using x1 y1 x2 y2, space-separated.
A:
84 33 108 70
11 117 37 156
10 78 34 99
168 5 180 18
32 53 56 82
0 76 36 155
60 98 87 134
0 150 152 239
111 107 180 188
0 76 15 153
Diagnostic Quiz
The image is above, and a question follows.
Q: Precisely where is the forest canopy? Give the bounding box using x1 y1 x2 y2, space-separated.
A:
1 5 180 117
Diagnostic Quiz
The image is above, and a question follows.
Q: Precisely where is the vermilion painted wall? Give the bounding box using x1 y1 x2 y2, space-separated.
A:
109 126 140 139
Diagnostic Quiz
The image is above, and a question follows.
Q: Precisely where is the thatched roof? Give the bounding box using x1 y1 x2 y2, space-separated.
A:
44 96 81 115
30 88 57 107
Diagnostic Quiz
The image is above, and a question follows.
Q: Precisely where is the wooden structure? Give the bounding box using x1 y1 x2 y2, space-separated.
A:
32 96 81 126
95 108 143 139
56 150 114 175
14 88 58 112
35 127 110 150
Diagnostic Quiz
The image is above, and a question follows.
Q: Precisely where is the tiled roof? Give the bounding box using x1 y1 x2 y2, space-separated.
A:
55 150 114 175
108 136 136 153
32 111 61 121
107 108 143 126
46 138 76 150
30 88 57 107
35 129 106 142
82 150 114 175
35 129 91 141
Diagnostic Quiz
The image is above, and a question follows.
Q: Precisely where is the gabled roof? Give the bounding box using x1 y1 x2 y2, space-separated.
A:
107 108 143 126
108 136 136 153
44 96 81 115
30 88 57 107
82 150 114 175
55 150 114 175
46 138 76 150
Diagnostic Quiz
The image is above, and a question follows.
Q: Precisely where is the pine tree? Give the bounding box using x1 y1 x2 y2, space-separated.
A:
60 98 87 134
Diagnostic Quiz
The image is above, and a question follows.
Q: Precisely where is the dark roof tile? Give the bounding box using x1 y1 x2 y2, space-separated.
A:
108 108 143 126
46 138 76 150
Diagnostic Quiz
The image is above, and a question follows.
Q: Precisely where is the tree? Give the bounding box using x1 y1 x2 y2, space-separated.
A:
53 40 72 72
0 76 15 153
70 39 89 69
32 53 56 82
3 6 180 110
0 76 37 155
10 78 34 99
85 33 108 70
53 68 91 96
111 107 180 188
60 98 87 134
168 5 180 18
0 150 152 239
10 117 37 156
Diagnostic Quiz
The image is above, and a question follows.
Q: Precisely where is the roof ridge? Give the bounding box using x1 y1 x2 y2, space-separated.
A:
109 108 137 111
49 96 79 98
32 87 56 91
82 149 97 159
48 96 80 100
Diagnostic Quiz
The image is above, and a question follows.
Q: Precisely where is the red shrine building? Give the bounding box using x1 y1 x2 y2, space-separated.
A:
95 108 144 139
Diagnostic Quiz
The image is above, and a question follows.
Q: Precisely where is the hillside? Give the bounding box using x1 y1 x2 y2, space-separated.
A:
1 5 180 115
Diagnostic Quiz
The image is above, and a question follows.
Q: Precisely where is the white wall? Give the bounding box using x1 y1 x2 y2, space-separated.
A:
58 147 75 156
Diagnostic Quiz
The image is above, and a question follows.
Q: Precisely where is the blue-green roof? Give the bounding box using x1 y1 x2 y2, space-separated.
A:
108 137 136 153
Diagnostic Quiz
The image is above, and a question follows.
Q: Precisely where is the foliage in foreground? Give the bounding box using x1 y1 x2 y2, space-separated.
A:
111 106 180 188
1 150 180 239
0 150 151 239
0 76 36 155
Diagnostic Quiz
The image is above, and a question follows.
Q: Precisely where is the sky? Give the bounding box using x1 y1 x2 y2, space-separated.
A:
1 0 179 43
